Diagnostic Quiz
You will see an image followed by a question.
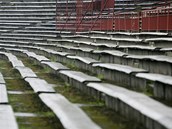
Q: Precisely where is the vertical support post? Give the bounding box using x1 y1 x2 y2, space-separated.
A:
148 11 150 32
76 0 83 32
156 9 159 32
112 0 115 31
56 0 57 30
167 7 169 33
65 0 69 31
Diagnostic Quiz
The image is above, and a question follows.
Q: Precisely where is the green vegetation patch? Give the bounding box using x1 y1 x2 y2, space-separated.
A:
0 60 20 78
9 93 47 113
56 85 101 105
18 57 45 73
6 78 32 91
37 72 64 86
17 115 63 129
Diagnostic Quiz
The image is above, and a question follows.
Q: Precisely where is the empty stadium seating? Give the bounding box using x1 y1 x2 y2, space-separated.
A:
0 0 172 129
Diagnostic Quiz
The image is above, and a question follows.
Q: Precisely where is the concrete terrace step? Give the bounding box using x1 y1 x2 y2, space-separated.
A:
0 13 56 17
2 46 172 129
0 0 172 128
8 47 172 129
23 51 50 64
133 73 172 100
0 9 56 13
0 26 20 30
0 73 8 104
2 41 172 77
86 82 172 129
3 43 172 78
0 36 47 42
13 30 61 35
15 66 37 78
52 40 153 57
7 46 172 100
0 22 31 26
0 51 103 129
0 72 5 84
0 40 30 45
92 63 148 88
0 5 56 8
117 45 162 55
86 31 170 39
61 35 144 46
25 78 55 93
59 70 101 85
39 93 102 129
145 38 172 47
41 61 70 74
1 33 57 39
0 20 43 23
0 84 8 104
0 105 18 129
0 17 54 21
25 26 56 31
50 39 162 55
10 2 56 5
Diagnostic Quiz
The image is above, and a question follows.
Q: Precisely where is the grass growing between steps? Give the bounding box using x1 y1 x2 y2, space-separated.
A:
56 86 146 129
18 56 148 129
0 59 64 129
7 82 64 129
0 60 21 78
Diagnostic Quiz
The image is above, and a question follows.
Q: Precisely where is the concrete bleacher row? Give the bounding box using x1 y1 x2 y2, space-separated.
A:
2 37 172 99
0 0 56 35
2 47 172 129
0 51 102 129
0 0 172 129
2 44 172 101
114 0 165 12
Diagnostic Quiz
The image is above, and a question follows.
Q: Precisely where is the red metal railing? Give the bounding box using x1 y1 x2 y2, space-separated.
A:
90 0 114 31
113 11 140 32
56 0 114 33
56 0 172 33
142 6 172 31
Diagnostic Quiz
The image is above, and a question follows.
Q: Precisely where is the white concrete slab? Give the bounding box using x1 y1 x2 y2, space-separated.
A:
15 66 37 78
39 93 102 129
25 78 55 93
0 73 5 84
0 105 18 129
136 73 172 86
41 61 70 71
59 71 101 83
0 84 8 104
93 63 147 74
